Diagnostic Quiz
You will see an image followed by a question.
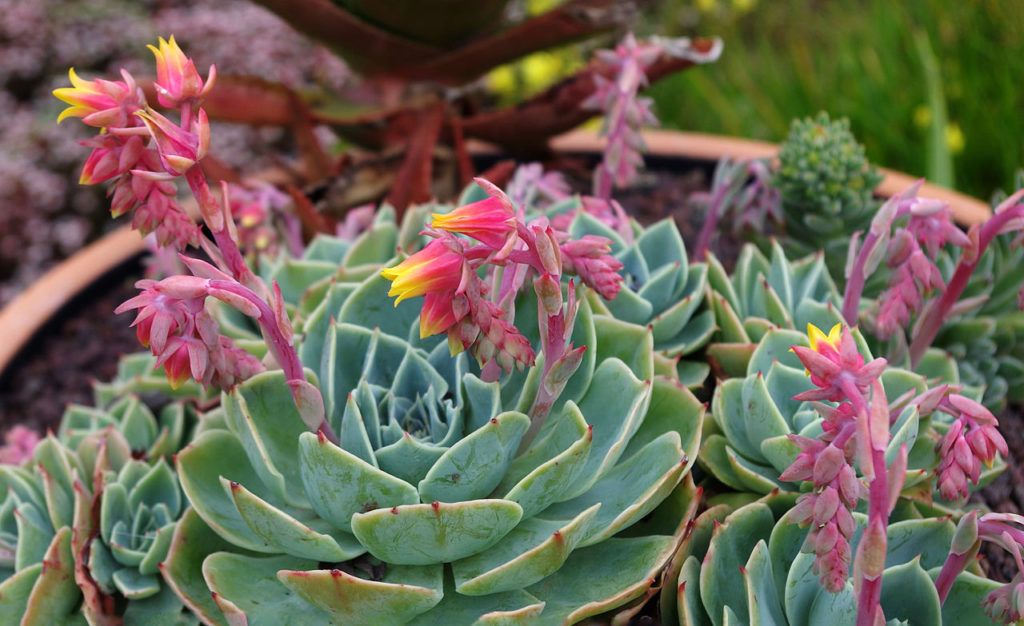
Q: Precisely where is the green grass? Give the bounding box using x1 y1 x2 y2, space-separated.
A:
642 0 1024 199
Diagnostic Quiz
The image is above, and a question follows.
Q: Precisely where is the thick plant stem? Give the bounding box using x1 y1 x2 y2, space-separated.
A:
845 381 889 626
184 168 264 296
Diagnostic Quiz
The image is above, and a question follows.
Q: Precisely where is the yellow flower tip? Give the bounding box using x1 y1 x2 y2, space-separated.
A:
807 322 843 352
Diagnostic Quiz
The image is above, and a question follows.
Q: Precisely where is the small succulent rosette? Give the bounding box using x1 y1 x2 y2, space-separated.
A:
699 326 1005 503
662 491 1000 625
706 241 844 377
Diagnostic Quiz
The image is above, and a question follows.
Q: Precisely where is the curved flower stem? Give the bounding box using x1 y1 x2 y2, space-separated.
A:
841 230 879 325
208 279 337 444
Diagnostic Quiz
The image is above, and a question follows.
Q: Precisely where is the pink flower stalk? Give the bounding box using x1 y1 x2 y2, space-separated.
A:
781 438 865 591
583 33 661 200
692 157 781 262
149 35 216 108
936 512 1024 623
507 163 571 210
788 323 900 626
0 426 41 465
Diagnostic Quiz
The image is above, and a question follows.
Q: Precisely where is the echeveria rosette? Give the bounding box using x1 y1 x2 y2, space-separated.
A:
697 326 1005 503
0 437 82 621
1 431 189 623
170 234 705 623
662 491 1000 625
705 241 845 378
59 392 194 461
566 210 715 388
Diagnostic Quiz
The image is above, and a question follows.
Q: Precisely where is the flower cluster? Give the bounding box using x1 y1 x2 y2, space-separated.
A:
870 200 969 338
0 425 41 465
785 323 902 620
781 437 865 591
790 323 886 403
381 178 624 384
908 387 1009 500
54 36 215 248
583 34 660 200
116 274 264 389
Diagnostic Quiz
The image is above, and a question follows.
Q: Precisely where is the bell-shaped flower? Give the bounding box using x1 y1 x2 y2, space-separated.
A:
430 181 516 251
148 35 215 107
135 106 208 176
791 323 886 402
380 238 466 304
53 68 140 128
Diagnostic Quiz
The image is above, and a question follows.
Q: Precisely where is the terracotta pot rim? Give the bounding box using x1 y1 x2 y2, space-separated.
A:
0 129 993 376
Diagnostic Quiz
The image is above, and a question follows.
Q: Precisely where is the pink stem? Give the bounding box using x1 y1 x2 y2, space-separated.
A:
908 206 1024 367
841 230 879 325
844 381 889 626
208 279 337 443
694 186 728 263
934 550 971 603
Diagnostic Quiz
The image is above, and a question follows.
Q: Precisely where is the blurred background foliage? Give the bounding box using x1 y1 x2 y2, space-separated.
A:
642 0 1024 200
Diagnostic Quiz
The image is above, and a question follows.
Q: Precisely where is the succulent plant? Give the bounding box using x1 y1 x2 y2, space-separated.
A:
0 436 82 622
0 429 190 622
698 326 1005 500
157 199 707 623
773 112 883 268
564 211 715 388
59 393 194 461
663 490 1001 625
705 241 845 377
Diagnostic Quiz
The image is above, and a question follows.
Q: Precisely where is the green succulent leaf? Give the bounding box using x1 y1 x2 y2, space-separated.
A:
351 500 524 565
297 431 418 531
452 504 600 596
203 551 330 624
278 564 443 625
227 479 366 562
418 411 530 503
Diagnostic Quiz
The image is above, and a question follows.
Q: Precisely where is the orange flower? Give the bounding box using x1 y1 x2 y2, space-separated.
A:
431 195 515 250
380 239 465 305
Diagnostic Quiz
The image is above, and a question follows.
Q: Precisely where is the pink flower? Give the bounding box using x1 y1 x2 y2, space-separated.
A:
430 180 516 251
559 235 624 300
53 68 141 128
135 106 209 176
984 576 1024 624
791 323 886 402
934 393 1008 500
148 35 216 108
